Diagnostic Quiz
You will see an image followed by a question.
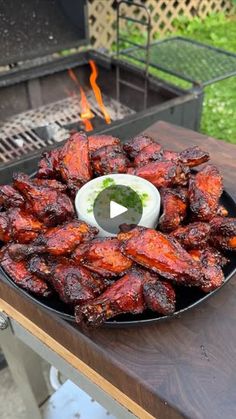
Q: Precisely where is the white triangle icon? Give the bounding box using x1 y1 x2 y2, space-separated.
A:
110 201 128 219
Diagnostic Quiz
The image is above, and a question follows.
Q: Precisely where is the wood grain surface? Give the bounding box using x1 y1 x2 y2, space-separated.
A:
0 121 236 419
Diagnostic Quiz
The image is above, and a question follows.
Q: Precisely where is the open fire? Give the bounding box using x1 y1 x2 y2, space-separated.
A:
67 61 111 132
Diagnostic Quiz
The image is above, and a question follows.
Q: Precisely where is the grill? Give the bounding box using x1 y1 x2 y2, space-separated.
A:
0 0 235 166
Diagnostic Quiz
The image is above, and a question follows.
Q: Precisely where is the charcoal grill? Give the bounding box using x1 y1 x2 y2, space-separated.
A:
0 0 235 167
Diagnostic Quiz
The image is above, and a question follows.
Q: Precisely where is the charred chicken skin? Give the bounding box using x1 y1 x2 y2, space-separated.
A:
88 135 120 153
73 237 133 277
59 132 92 191
0 213 11 242
170 222 211 249
189 164 223 221
118 227 203 286
143 274 176 315
0 185 25 209
8 220 98 260
209 217 236 251
189 248 226 293
13 172 74 226
159 187 188 232
123 135 154 159
91 145 130 176
37 148 60 179
128 161 189 188
134 142 162 166
0 247 51 297
32 178 67 192
8 208 43 243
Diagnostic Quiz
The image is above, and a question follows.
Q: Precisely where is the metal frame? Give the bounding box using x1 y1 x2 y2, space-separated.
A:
116 0 151 108
122 36 236 87
0 313 137 419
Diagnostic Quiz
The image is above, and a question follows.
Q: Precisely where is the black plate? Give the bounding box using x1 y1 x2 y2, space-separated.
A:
1 190 236 327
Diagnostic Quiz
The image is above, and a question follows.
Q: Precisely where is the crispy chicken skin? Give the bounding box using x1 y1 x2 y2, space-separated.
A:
91 145 130 176
0 185 25 209
159 188 188 232
143 275 176 315
0 213 11 242
128 161 189 188
118 227 203 286
59 132 92 191
209 217 236 251
189 165 223 221
0 248 51 297
32 178 67 192
28 255 52 280
170 222 211 249
179 146 210 168
134 142 162 166
189 248 225 293
8 220 98 260
123 135 154 159
51 260 106 305
7 208 43 243
37 148 60 179
73 237 133 277
13 172 74 226
75 268 147 325
88 135 120 153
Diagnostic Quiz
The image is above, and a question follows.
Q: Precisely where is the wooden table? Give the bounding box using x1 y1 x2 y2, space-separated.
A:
0 121 236 419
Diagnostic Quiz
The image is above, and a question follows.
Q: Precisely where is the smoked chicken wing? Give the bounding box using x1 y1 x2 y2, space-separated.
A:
143 274 176 315
118 227 203 286
189 247 226 293
8 220 98 259
179 146 209 168
51 260 106 305
28 255 52 280
88 135 120 153
209 216 236 251
0 185 24 209
91 145 130 176
189 165 223 221
0 248 51 297
134 142 162 166
33 178 67 192
13 172 74 226
73 237 133 277
170 222 211 249
59 132 92 192
128 161 189 188
8 208 43 243
159 187 188 232
37 148 60 178
123 135 154 159
0 213 11 242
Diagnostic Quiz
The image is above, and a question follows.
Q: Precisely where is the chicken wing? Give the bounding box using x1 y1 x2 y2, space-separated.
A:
88 134 120 153
134 142 162 166
75 268 147 325
8 220 98 260
209 216 236 251
13 172 74 226
0 213 11 242
128 161 189 188
143 274 176 315
59 132 92 192
0 247 51 297
170 222 211 249
91 145 130 176
0 185 24 209
179 146 210 168
158 187 188 232
51 260 106 305
37 148 60 179
189 247 226 293
73 237 133 277
189 165 223 221
28 255 52 280
8 208 43 243
118 227 203 286
33 178 67 192
123 135 154 159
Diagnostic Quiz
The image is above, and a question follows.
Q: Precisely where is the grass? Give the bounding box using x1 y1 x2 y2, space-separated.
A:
115 13 236 144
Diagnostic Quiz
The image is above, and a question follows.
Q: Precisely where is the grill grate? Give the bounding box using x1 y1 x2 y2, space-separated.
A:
0 92 134 164
123 37 236 86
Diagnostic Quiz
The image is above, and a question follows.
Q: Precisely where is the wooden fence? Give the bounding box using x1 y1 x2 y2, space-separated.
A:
88 0 233 48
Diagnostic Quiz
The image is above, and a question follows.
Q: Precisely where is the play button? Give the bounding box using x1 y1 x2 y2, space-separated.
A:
110 201 128 219
93 184 143 235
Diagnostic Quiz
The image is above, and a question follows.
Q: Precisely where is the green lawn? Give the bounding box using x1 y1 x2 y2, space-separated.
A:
117 13 236 144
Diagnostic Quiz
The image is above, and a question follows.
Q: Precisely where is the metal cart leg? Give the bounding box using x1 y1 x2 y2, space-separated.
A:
0 313 49 419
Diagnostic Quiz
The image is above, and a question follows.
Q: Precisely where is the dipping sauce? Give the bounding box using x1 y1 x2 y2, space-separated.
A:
75 174 161 237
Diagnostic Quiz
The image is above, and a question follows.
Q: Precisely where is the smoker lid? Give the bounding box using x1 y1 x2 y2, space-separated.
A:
0 0 88 67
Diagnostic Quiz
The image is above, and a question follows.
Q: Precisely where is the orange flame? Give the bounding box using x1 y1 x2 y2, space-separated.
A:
67 68 94 131
89 60 111 124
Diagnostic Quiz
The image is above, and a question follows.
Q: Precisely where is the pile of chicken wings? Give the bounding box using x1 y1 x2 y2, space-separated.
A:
0 131 235 326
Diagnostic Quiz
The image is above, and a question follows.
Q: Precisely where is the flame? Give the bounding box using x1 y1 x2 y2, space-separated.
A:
67 68 94 131
89 60 111 124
